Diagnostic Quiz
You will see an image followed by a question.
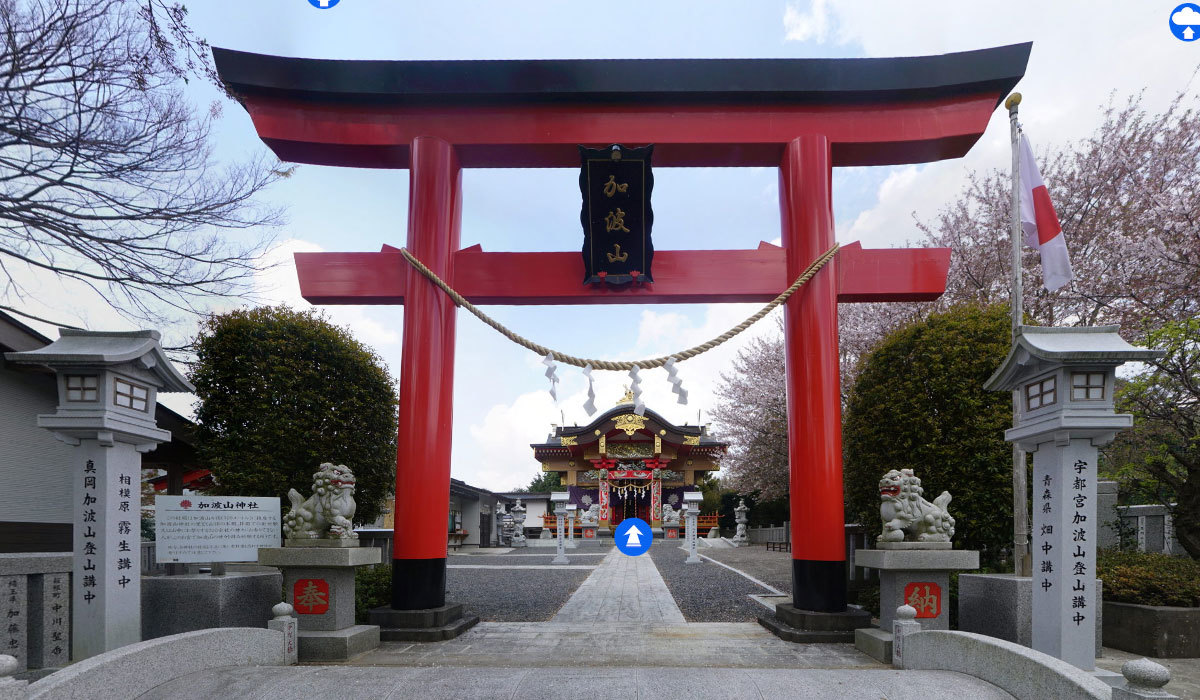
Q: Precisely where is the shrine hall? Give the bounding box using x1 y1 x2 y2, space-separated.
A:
531 392 726 535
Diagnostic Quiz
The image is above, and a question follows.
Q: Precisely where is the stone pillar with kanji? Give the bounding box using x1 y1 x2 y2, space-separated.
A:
985 325 1161 671
5 330 193 661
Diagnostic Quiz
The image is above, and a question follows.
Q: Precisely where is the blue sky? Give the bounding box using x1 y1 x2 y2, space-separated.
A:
19 1 1197 491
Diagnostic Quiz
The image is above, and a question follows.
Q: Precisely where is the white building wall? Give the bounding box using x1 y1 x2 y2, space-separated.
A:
0 365 75 522
460 498 482 546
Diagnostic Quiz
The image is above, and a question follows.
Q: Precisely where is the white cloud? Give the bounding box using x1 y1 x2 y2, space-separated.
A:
1172 6 1200 26
783 0 831 43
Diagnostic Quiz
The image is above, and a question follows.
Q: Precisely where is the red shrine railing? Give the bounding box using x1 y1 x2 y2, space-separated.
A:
540 514 720 532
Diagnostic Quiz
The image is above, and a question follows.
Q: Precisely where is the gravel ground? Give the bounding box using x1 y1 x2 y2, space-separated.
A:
699 544 794 593
446 567 591 621
649 541 774 622
448 553 605 567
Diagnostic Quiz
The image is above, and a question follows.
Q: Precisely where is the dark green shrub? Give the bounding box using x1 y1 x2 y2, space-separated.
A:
355 564 393 623
1098 549 1200 607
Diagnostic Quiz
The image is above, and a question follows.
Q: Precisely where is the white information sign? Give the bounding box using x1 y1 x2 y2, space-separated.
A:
155 495 281 563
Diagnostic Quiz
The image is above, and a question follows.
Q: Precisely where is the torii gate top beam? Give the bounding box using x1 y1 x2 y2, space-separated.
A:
213 43 1030 169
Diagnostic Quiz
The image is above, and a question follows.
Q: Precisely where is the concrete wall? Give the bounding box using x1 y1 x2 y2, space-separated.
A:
0 364 75 523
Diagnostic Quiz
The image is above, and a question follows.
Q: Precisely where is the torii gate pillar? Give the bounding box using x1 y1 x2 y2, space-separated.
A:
392 137 461 608
781 135 845 610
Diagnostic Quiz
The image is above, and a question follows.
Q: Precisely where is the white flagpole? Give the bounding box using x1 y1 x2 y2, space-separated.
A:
1006 92 1031 577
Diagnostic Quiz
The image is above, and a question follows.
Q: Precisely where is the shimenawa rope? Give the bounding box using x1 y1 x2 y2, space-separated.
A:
398 243 840 371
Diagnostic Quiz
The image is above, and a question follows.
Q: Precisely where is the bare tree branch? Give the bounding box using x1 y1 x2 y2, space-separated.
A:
0 0 284 327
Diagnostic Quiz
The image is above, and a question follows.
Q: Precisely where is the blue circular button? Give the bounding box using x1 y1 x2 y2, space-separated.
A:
1169 3 1200 41
614 518 652 556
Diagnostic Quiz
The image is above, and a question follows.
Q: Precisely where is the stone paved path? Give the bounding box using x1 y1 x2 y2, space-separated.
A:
139 666 1014 699
348 621 881 669
551 547 685 623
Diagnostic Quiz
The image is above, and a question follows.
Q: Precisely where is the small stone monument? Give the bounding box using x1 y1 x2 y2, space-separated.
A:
266 602 298 666
984 325 1160 671
550 492 569 565
258 463 380 661
891 604 921 668
683 491 703 564
510 499 527 548
730 499 749 547
855 468 978 664
661 503 681 540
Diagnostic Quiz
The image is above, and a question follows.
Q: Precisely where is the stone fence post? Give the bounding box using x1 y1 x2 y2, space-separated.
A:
267 602 298 666
891 605 921 668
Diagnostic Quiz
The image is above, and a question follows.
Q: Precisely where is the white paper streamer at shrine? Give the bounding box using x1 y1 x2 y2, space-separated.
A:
582 364 597 416
542 353 559 402
628 366 645 416
664 357 688 405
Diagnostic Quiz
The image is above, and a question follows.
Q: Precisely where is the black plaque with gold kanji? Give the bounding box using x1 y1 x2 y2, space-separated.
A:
579 144 654 284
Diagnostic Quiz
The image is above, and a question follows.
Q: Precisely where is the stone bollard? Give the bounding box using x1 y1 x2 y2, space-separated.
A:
0 655 28 700
267 602 299 666
891 604 921 668
1113 658 1177 700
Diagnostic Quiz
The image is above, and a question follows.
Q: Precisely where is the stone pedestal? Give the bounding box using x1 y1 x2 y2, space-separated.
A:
662 525 680 540
258 546 380 661
707 527 720 539
368 602 479 642
141 571 282 640
856 547 979 631
758 603 872 643
582 526 597 540
959 573 1103 658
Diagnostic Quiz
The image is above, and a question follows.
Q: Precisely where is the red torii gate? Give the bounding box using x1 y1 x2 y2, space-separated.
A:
214 44 1029 629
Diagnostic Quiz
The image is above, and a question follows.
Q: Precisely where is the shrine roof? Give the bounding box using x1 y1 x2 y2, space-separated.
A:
212 44 1030 108
530 402 726 452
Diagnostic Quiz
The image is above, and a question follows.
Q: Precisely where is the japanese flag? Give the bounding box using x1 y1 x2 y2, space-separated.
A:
1019 133 1073 292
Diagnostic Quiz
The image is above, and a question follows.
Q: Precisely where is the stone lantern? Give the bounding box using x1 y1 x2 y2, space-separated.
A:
5 329 193 660
984 325 1161 671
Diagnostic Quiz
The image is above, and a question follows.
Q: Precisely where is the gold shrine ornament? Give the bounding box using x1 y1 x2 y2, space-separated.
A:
682 435 700 446
613 413 647 436
560 436 578 446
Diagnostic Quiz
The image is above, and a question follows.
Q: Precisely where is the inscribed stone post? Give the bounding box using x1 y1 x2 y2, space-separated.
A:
28 572 69 669
0 577 26 668
1032 439 1097 671
73 444 143 660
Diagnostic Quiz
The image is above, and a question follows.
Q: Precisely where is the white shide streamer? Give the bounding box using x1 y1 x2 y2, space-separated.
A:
582 364 597 416
542 353 559 402
628 366 645 416
663 357 688 405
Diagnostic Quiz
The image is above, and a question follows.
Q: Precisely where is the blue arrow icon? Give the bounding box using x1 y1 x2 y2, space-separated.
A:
615 518 652 556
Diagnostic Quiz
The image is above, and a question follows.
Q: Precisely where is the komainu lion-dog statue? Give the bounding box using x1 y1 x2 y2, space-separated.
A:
878 468 955 543
283 462 358 541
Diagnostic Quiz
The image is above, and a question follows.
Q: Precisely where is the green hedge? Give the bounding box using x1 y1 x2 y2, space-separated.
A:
355 564 393 623
1098 550 1200 607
